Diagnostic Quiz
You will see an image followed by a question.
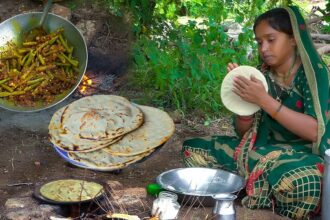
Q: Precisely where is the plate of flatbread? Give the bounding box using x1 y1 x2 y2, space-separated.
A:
52 143 160 171
220 65 268 116
49 95 175 171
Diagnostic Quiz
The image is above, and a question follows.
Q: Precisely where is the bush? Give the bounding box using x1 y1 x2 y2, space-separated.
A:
101 0 327 118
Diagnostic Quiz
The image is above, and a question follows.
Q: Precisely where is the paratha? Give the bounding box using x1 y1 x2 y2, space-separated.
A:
49 106 122 152
48 97 174 170
61 95 143 141
67 148 155 169
39 179 104 203
105 105 175 156
220 65 268 116
49 95 143 152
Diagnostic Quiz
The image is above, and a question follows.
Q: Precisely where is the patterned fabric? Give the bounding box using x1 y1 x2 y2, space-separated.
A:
182 137 323 219
287 7 330 156
182 6 329 220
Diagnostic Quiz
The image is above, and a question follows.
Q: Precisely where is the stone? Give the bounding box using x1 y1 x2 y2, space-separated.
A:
112 187 147 200
50 3 72 20
5 204 63 220
75 20 97 46
4 194 64 220
49 217 72 220
101 184 150 215
5 197 37 209
31 0 64 2
106 180 123 191
168 110 182 123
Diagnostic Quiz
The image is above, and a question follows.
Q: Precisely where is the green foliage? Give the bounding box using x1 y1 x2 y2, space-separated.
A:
100 0 328 117
100 0 156 34
324 0 330 22
128 1 262 115
323 55 330 68
63 2 77 10
322 25 330 34
62 0 86 10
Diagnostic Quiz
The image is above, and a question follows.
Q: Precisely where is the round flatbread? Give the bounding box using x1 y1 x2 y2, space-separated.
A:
220 65 268 116
49 106 123 152
39 179 104 203
61 95 143 141
105 105 175 156
49 95 144 152
67 148 155 169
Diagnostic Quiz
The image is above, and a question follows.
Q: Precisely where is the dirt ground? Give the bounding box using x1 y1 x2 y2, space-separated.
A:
0 1 294 219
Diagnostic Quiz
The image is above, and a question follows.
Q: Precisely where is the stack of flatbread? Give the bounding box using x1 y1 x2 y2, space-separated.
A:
48 95 175 170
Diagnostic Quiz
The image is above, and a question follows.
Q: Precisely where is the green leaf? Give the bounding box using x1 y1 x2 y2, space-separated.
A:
193 32 203 45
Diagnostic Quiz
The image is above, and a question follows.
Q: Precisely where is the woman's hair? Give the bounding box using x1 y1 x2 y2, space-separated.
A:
253 8 293 36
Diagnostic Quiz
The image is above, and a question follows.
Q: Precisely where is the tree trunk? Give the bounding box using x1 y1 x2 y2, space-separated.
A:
307 13 330 24
311 34 330 41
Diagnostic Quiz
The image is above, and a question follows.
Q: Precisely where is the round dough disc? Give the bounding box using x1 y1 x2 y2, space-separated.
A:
220 65 268 116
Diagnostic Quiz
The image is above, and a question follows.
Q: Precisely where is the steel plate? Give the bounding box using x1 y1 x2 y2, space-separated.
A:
156 167 245 197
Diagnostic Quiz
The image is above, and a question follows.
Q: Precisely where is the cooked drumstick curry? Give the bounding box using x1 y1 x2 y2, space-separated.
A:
0 28 79 106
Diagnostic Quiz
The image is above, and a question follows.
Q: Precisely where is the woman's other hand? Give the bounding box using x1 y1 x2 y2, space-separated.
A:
227 63 239 73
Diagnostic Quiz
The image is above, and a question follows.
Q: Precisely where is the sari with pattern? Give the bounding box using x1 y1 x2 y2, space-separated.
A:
182 6 330 219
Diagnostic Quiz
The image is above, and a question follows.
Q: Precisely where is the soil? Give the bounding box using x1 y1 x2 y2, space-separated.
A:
0 1 291 219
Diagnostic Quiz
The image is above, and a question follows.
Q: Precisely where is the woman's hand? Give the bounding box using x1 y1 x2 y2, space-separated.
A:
227 63 239 72
232 75 268 106
226 62 269 106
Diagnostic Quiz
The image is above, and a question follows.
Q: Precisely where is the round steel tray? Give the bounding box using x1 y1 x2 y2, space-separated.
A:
156 167 245 197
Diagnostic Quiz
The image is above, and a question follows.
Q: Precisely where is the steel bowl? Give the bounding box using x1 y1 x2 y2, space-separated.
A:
0 12 88 112
156 167 245 197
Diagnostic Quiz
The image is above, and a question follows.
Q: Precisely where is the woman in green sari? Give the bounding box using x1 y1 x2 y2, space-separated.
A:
182 6 330 219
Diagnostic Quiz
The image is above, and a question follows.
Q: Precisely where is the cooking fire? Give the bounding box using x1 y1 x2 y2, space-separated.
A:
76 70 115 97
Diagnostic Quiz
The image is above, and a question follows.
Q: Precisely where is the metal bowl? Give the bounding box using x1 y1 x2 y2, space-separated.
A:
0 12 88 112
156 167 245 197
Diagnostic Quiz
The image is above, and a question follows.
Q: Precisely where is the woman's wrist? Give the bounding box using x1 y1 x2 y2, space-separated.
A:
271 102 283 119
236 114 254 122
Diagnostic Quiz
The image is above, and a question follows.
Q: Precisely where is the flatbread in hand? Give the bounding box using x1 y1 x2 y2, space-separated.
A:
220 65 268 116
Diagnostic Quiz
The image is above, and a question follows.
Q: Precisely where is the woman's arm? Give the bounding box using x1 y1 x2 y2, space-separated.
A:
234 75 318 142
235 115 254 137
259 93 318 142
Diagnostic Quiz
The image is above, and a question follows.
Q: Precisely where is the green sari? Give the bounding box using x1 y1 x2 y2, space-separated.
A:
182 6 330 219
